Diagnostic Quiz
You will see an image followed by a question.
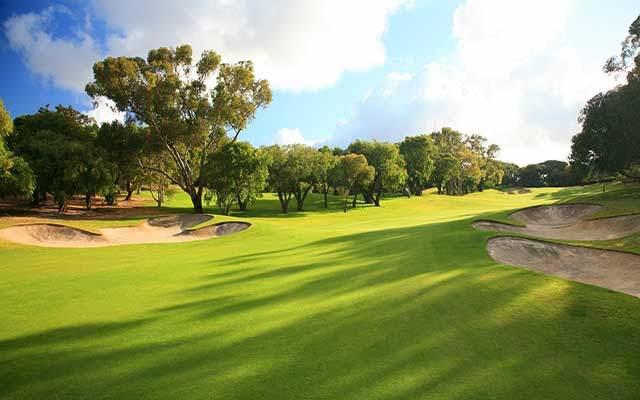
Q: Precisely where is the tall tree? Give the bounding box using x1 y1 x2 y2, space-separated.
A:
202 141 268 215
0 99 35 199
316 147 337 208
571 14 640 180
604 14 640 82
9 106 111 211
263 145 296 214
399 135 435 196
288 145 319 211
96 121 145 202
86 44 272 212
348 140 406 206
330 154 375 212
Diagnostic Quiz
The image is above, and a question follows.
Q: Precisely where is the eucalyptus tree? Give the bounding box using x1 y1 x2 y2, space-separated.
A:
10 106 111 211
86 44 272 212
289 145 321 211
96 121 145 202
316 147 338 208
571 14 640 180
399 134 435 196
330 153 375 212
202 141 268 215
0 99 34 199
347 140 406 206
263 145 296 214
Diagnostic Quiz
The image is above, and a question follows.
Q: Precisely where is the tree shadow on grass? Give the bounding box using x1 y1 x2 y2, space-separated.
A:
2 213 640 399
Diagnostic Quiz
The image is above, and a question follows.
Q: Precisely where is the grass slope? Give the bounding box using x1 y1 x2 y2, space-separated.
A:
1 185 639 399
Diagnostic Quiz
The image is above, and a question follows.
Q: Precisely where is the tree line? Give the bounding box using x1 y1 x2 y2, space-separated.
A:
0 97 570 215
570 14 640 183
4 27 635 216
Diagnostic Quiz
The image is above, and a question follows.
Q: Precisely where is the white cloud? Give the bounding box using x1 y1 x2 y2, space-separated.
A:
4 0 409 93
3 6 101 92
274 128 325 146
335 0 633 165
86 97 126 125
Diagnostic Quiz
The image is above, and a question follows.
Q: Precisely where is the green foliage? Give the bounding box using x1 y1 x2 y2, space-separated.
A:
86 44 272 211
604 14 640 82
96 121 145 202
0 98 13 138
9 106 112 211
202 141 268 215
399 135 435 196
0 99 34 199
428 128 504 194
348 140 407 206
329 153 375 212
570 82 640 179
315 147 338 208
261 144 322 213
572 15 640 181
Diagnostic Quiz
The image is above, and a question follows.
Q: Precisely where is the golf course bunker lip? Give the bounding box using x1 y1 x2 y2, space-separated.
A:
510 204 602 226
0 223 106 247
147 214 213 230
487 237 640 298
472 203 640 241
0 215 250 248
179 221 251 238
473 213 640 240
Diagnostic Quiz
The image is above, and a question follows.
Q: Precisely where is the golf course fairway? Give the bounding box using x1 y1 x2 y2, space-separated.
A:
1 184 639 399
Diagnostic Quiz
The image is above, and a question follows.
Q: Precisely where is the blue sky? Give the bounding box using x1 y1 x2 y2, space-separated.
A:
0 0 637 164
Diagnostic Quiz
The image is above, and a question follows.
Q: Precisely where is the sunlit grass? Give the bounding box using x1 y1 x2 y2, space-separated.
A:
0 183 639 399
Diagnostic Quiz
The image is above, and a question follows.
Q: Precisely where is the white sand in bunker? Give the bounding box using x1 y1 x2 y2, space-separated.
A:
487 237 640 298
0 214 251 248
473 204 640 240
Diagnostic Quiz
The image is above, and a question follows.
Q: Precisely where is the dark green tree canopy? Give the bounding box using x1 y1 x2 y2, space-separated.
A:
202 141 268 215
571 16 640 180
329 153 375 212
0 99 35 199
399 134 435 196
97 121 145 201
347 140 406 206
9 106 111 211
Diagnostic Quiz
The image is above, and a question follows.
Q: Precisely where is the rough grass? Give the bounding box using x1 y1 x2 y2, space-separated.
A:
1 184 639 399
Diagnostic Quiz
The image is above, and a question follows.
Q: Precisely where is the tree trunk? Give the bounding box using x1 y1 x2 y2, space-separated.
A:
323 185 328 208
58 200 67 213
191 192 203 213
85 193 92 210
413 180 422 196
361 187 374 204
352 192 358 208
237 196 248 211
277 191 290 214
373 190 381 207
295 184 313 211
125 181 134 201
343 195 349 213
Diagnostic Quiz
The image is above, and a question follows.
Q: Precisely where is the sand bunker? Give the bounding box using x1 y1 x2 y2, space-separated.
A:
473 204 640 240
487 237 640 298
0 215 251 248
0 224 108 247
511 204 602 226
179 221 251 238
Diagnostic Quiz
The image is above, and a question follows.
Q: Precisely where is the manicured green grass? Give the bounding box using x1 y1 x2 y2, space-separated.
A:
1 185 639 399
